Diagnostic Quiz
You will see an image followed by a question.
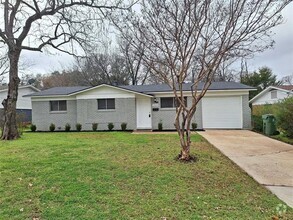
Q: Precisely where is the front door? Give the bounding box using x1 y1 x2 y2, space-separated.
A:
136 98 152 129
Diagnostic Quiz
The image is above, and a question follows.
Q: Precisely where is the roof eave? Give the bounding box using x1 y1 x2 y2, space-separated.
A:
69 84 153 97
150 88 255 94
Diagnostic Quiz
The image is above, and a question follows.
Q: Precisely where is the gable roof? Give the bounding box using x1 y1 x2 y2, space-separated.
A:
26 81 254 97
249 85 293 103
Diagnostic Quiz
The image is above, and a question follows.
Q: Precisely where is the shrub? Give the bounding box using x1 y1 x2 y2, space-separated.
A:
108 123 114 131
252 115 263 132
30 124 37 132
92 123 98 131
49 123 55 132
121 122 127 131
252 104 277 116
158 121 163 131
65 123 71 132
191 122 197 131
76 123 82 132
275 97 293 138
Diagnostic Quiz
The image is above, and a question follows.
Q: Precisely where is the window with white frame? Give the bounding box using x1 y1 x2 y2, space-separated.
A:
50 100 67 111
160 97 187 108
97 98 115 110
271 90 277 99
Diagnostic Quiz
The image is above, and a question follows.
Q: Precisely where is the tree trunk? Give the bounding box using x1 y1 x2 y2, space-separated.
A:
175 111 192 161
1 48 21 140
178 129 191 161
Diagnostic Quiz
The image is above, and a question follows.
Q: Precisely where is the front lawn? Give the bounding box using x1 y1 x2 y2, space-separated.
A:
0 132 291 219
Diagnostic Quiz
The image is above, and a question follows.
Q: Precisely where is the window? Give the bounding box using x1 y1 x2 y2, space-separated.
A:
98 98 115 110
161 97 187 108
271 90 277 99
50 100 67 111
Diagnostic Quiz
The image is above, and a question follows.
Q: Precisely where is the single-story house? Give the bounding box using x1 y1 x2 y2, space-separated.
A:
26 82 254 131
0 85 40 122
249 85 293 106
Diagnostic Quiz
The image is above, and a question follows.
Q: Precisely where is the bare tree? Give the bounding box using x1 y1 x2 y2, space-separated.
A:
0 0 132 140
20 73 42 88
213 58 238 82
0 48 9 83
76 52 130 86
281 74 293 85
118 34 149 85
115 0 291 160
39 70 86 88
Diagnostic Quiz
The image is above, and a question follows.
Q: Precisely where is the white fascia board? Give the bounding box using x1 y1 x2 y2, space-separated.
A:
152 89 251 97
31 96 76 101
70 84 153 98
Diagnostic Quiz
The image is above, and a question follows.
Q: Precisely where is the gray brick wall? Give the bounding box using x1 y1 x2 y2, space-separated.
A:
242 94 252 129
151 97 202 130
32 100 77 131
76 98 136 130
31 94 250 131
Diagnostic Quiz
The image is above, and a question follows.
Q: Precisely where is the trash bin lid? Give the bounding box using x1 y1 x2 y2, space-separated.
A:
262 114 274 120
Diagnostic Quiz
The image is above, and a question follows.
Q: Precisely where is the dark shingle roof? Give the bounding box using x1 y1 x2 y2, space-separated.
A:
26 82 254 97
120 81 254 93
25 86 90 97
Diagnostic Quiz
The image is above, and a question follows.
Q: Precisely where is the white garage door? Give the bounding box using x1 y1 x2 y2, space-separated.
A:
202 96 242 129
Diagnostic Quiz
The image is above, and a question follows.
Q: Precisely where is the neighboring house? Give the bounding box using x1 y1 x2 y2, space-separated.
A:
249 85 293 106
0 85 40 122
26 82 254 131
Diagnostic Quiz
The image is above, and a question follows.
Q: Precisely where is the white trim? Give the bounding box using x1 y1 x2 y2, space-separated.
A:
153 90 250 97
240 95 243 128
31 97 76 101
49 111 67 114
71 84 153 98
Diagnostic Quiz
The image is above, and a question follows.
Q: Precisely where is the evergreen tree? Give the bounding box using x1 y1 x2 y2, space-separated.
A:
241 67 280 99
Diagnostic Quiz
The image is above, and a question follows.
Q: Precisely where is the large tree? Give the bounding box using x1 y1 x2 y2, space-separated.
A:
76 52 130 86
0 0 132 140
241 66 281 99
115 0 291 160
118 34 150 85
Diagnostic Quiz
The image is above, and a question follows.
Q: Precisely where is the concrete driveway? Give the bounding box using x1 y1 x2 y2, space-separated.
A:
198 130 293 207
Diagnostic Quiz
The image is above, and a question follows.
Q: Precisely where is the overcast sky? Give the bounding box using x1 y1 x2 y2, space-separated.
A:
20 3 293 80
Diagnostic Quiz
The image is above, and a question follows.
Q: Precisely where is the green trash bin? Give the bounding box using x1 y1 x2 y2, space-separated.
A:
262 114 276 136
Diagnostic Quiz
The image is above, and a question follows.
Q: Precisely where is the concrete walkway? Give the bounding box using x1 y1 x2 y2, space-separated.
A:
198 130 293 207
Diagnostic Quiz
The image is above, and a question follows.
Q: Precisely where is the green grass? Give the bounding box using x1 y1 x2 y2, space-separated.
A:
0 132 291 219
271 133 293 145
